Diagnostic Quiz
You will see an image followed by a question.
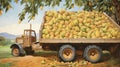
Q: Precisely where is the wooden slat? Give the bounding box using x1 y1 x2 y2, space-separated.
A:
103 13 120 30
40 39 120 43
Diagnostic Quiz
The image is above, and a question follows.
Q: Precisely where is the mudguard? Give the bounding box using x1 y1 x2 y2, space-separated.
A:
10 43 25 54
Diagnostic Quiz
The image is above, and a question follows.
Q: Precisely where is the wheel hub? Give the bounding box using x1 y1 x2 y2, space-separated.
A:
62 48 73 59
88 48 99 61
13 48 19 56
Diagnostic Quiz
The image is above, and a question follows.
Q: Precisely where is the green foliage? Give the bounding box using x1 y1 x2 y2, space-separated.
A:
0 0 12 12
18 0 62 22
0 39 13 46
83 0 116 15
0 36 5 41
0 0 120 24
0 63 12 67
0 45 12 58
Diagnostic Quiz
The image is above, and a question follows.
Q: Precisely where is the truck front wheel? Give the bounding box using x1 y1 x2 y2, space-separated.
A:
58 45 75 62
84 45 102 63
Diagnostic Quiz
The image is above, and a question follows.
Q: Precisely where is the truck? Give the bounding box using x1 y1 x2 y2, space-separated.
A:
10 10 120 63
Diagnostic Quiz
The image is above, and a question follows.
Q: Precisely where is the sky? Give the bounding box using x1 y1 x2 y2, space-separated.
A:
0 0 83 35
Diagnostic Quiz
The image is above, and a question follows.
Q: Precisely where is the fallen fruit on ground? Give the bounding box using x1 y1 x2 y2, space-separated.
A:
0 56 120 67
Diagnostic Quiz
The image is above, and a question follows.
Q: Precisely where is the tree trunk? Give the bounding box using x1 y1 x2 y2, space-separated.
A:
112 0 120 25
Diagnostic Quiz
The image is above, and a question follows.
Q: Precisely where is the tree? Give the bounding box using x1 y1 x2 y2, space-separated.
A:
0 0 120 25
0 36 13 46
0 36 5 41
0 36 5 46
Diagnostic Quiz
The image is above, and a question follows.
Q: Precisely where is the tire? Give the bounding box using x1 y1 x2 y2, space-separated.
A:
12 47 20 57
58 45 75 62
84 45 102 63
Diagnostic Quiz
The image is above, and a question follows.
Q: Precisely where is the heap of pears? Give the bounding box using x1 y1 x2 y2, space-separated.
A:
42 10 120 39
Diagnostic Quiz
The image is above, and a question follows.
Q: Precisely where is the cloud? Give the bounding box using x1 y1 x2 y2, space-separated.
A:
0 23 41 35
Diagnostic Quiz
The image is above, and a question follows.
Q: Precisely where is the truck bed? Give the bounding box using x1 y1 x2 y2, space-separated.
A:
39 12 120 44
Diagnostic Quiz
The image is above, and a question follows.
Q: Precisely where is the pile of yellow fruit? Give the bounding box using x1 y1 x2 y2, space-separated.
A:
42 10 120 39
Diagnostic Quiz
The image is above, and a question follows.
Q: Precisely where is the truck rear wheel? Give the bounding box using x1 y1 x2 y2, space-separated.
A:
84 45 102 63
12 47 20 57
58 45 75 62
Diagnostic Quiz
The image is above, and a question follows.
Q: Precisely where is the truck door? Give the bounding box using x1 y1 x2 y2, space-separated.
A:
23 30 30 47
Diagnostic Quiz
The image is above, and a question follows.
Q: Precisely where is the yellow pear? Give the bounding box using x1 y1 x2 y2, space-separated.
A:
42 10 120 39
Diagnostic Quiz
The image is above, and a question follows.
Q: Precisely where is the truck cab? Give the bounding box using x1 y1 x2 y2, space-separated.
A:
11 28 37 56
16 29 36 47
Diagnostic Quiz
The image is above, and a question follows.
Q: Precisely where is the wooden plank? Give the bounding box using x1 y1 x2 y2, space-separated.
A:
103 13 120 30
40 39 120 43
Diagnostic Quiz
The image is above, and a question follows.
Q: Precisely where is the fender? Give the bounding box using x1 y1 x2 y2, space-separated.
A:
10 43 24 54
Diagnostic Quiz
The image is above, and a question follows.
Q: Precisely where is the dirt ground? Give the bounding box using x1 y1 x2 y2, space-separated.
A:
0 54 120 67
